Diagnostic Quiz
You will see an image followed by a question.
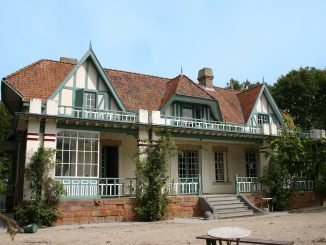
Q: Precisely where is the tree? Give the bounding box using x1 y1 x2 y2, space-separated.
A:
261 127 326 210
271 67 326 130
134 134 176 221
225 79 261 91
0 101 12 140
0 102 13 193
15 146 65 226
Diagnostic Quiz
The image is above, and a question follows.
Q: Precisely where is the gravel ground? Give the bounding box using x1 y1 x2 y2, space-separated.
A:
0 207 325 245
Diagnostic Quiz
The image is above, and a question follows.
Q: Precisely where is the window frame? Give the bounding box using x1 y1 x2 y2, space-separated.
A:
178 150 199 179
85 91 97 110
214 152 227 182
257 113 270 125
245 152 257 177
55 130 100 178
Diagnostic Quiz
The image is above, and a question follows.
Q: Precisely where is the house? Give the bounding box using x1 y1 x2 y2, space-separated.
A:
2 47 324 222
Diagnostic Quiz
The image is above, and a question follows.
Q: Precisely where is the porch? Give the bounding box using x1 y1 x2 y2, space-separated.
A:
55 176 201 200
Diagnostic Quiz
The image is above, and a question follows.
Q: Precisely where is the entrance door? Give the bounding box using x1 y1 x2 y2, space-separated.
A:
178 150 199 178
101 146 119 178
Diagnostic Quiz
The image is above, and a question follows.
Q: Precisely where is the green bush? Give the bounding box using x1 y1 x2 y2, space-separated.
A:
134 134 176 221
15 146 65 226
15 201 59 227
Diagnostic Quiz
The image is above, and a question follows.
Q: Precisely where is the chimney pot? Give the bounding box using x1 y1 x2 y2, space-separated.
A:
198 67 214 89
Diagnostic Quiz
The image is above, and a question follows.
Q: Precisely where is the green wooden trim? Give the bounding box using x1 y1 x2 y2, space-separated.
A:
246 84 283 125
96 72 100 91
48 48 127 112
162 95 223 121
73 73 76 88
57 124 138 137
58 90 62 107
85 59 89 89
168 132 263 144
39 119 45 134
262 85 283 125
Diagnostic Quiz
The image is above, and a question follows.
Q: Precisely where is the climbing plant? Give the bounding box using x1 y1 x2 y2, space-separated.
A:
134 134 176 221
15 146 65 226
260 127 326 210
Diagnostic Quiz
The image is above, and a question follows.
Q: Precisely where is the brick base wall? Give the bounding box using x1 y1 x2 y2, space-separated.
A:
290 191 321 209
55 196 199 225
245 191 322 210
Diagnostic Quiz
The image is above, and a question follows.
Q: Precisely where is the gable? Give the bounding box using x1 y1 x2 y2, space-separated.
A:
246 85 283 126
49 48 125 112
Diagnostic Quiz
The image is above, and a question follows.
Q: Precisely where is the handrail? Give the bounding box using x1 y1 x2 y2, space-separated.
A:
55 177 200 199
57 106 137 123
160 115 262 134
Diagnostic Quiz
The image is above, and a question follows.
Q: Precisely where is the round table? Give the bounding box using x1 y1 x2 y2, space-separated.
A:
207 227 251 245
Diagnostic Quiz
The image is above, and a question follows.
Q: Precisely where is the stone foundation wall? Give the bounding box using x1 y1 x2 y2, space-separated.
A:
290 191 321 209
245 191 322 210
55 196 200 225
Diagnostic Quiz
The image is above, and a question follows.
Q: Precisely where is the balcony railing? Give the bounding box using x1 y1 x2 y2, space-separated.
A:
160 115 262 134
235 175 314 195
57 106 137 123
277 129 310 138
235 175 263 195
55 177 200 199
166 177 200 195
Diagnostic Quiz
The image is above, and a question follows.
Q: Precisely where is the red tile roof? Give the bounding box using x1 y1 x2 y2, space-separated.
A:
3 59 264 124
237 84 263 122
4 59 74 101
205 87 245 124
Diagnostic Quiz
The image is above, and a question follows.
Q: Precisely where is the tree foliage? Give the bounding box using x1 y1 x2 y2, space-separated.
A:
226 78 261 91
0 102 13 193
134 134 176 221
15 146 65 226
271 67 326 130
261 128 326 210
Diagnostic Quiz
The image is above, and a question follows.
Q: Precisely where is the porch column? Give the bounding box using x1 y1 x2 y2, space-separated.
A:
44 119 57 178
259 139 268 176
24 98 42 200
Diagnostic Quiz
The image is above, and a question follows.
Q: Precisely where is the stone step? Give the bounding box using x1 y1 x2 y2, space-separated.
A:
208 199 242 205
207 196 238 202
213 203 245 210
215 207 250 213
217 210 254 219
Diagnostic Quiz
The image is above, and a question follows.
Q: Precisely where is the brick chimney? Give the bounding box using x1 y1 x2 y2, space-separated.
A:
60 57 78 64
198 67 214 89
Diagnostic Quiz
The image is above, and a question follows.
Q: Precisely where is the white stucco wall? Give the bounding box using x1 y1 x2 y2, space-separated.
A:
169 138 261 194
100 132 138 178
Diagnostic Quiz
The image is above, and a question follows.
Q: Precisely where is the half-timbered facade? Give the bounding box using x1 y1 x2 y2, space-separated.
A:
2 47 324 204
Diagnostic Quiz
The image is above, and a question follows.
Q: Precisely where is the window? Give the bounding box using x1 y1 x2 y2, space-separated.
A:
85 92 96 109
246 153 257 177
182 105 192 118
215 152 226 181
55 130 99 177
178 151 199 178
258 114 269 125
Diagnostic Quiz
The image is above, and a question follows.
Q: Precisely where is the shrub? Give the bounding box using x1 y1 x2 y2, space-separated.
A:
134 134 176 221
15 146 65 226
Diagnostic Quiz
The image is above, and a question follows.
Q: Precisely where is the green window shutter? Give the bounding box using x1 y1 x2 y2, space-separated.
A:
75 89 84 108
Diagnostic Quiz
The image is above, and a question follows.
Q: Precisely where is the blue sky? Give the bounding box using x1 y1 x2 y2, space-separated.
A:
1 0 326 96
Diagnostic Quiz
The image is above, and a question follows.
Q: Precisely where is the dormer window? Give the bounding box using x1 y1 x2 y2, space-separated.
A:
258 114 269 125
85 92 96 109
182 105 192 118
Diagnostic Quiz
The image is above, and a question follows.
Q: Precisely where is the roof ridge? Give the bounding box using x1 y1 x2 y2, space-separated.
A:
4 59 44 79
105 67 170 80
4 59 76 79
236 83 263 95
213 85 241 92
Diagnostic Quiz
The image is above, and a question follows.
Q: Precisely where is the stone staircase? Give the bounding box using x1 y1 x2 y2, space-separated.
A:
204 194 255 219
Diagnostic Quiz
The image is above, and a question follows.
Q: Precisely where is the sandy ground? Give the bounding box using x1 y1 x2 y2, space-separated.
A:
0 207 325 245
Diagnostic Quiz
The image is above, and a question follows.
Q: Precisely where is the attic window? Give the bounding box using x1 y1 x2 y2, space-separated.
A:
85 92 96 109
258 114 269 125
